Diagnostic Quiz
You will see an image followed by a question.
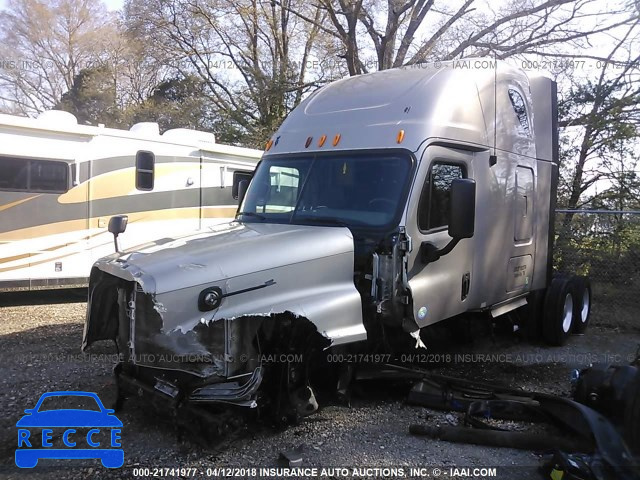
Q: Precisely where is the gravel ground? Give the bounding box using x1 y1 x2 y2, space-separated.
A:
0 289 638 480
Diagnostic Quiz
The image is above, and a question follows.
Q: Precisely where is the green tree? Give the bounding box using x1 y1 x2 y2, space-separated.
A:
125 75 218 132
56 66 123 127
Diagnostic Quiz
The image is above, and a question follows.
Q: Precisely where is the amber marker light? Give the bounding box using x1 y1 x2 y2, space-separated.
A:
305 136 313 148
396 129 405 144
318 135 327 147
333 134 341 146
265 139 273 151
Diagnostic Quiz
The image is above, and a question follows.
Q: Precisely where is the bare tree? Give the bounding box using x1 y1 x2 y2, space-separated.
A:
105 14 170 110
0 0 117 115
283 0 637 74
124 0 328 146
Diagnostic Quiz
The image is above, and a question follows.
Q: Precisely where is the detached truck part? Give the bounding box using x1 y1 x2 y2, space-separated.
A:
83 59 591 419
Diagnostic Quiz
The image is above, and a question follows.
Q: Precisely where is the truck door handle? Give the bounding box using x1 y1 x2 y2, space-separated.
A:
461 272 471 301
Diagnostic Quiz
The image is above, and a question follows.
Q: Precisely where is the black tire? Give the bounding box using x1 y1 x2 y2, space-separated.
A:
542 276 574 346
570 276 592 334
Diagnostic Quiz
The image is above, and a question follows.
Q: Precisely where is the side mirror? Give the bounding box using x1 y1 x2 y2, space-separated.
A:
108 215 128 235
108 215 128 253
448 178 475 239
232 171 252 200
420 178 476 265
237 179 249 205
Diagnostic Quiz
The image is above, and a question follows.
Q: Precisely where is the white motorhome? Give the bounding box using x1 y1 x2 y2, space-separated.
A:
83 60 592 419
0 111 261 289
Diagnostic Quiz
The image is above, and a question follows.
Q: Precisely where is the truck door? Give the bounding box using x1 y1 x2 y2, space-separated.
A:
405 146 476 328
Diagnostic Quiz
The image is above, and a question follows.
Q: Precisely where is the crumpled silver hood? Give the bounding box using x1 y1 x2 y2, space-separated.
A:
96 222 356 294
87 221 366 360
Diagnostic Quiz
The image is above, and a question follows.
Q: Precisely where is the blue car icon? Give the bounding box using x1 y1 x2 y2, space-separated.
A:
15 391 123 468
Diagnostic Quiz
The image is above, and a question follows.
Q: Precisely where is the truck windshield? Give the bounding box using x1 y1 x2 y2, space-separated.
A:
238 152 412 228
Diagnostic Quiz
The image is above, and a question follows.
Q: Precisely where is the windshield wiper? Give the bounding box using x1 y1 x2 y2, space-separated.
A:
236 211 266 221
293 215 350 227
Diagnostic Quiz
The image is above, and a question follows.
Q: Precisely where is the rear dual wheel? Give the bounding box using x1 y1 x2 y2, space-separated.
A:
542 275 592 346
571 276 592 334
543 276 574 346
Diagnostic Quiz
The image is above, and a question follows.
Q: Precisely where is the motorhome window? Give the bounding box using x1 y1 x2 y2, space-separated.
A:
0 157 68 193
30 161 68 191
239 152 412 228
136 150 155 191
0 157 28 190
418 163 464 231
508 88 531 136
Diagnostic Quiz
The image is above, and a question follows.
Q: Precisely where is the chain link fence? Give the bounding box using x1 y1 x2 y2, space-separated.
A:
554 210 640 332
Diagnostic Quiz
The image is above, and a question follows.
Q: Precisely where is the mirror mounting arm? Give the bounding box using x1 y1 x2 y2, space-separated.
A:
108 215 128 253
421 238 460 264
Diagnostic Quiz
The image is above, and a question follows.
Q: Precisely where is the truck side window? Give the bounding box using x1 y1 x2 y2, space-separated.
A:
508 88 531 136
0 157 68 193
418 163 464 231
135 150 155 191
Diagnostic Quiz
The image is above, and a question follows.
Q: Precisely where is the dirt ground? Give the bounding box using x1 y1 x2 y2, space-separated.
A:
0 288 638 480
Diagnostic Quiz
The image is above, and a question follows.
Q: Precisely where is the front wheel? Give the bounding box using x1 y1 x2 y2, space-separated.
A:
542 276 574 346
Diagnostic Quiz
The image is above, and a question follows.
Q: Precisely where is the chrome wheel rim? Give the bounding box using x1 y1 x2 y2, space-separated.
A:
562 293 573 333
581 289 590 323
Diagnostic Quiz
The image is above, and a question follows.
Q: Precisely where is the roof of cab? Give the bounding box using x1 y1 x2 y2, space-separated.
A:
266 59 536 158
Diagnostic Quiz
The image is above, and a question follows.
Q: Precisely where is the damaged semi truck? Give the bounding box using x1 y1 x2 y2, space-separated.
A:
83 60 592 421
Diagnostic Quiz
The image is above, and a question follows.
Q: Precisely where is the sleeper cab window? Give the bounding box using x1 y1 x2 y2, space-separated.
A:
508 88 531 137
135 150 155 191
418 162 465 231
0 156 69 193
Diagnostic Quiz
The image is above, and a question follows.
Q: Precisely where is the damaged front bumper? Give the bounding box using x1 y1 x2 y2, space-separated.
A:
83 268 267 408
114 362 264 409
